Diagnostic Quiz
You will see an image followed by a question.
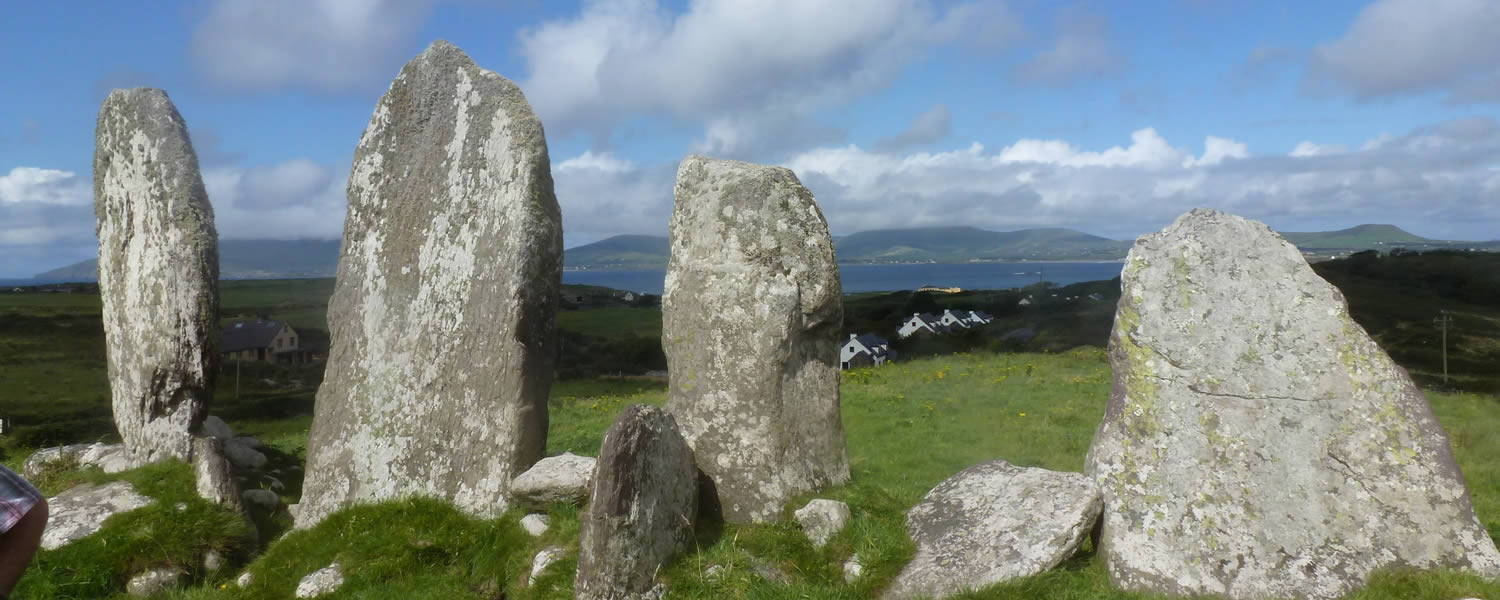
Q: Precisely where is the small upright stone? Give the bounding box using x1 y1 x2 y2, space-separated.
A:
575 405 697 600
664 155 848 523
93 88 219 464
298 40 562 527
1087 209 1500 599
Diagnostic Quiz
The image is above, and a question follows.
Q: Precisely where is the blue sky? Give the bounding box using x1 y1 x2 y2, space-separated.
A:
2 0 1498 276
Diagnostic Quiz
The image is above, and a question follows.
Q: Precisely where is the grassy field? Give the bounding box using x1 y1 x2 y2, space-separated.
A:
4 349 1500 599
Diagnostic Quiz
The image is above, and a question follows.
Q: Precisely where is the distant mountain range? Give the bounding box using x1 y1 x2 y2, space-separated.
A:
35 239 344 281
33 225 1499 280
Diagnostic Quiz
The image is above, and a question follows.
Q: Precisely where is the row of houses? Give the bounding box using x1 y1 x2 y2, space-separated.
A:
897 309 994 338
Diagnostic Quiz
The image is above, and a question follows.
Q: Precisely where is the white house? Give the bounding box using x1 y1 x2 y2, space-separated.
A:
841 333 891 369
897 313 947 338
966 310 994 325
939 309 973 329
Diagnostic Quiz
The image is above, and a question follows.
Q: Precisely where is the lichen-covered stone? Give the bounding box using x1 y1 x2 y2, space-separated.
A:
663 155 847 523
42 480 154 550
794 498 850 549
511 452 595 509
297 40 561 527
575 405 697 600
295 562 344 598
126 567 186 597
1086 208 1500 599
192 436 242 512
93 88 219 464
23 442 134 477
884 459 1101 600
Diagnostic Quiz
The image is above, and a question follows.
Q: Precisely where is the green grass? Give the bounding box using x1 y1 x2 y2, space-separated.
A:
557 307 662 340
10 349 1500 598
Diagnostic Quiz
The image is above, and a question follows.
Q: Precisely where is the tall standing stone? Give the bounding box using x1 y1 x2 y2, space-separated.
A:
575 405 697 600
664 155 847 523
94 88 219 465
1086 208 1500 599
297 40 561 526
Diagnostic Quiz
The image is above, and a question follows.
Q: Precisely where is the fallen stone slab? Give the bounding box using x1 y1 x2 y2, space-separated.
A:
884 459 1101 600
42 480 154 550
296 562 344 598
511 452 595 509
126 567 185 597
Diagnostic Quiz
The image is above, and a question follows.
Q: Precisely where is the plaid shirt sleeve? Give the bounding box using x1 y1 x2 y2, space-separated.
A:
0 464 43 534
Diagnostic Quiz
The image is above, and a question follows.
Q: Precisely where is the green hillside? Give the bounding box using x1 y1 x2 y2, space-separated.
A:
834 226 1131 263
34 239 343 280
562 234 670 270
1280 224 1432 249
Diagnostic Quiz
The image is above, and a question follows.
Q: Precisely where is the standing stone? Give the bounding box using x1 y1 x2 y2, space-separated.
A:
94 88 219 464
663 155 847 523
1086 208 1500 599
884 460 1101 600
297 40 561 527
575 405 697 600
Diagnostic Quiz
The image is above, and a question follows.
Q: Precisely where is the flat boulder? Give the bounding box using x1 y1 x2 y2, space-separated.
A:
297 39 561 527
884 460 1101 599
23 443 134 478
575 405 697 600
94 88 219 464
664 155 847 523
1086 208 1500 599
511 452 595 508
42 480 154 550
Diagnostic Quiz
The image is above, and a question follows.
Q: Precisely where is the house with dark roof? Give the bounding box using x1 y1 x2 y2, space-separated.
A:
841 333 892 369
222 318 309 363
897 313 948 339
967 310 994 325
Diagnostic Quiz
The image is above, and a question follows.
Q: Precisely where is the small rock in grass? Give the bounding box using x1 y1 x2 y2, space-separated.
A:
236 571 254 587
126 567 185 597
204 549 224 572
530 546 567 585
794 499 850 549
843 555 863 583
520 513 551 537
296 562 344 598
705 565 724 579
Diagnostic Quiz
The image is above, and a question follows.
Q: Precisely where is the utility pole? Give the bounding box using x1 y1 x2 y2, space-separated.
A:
1434 309 1454 385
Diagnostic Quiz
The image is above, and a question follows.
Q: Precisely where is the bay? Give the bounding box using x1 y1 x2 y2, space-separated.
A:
562 261 1124 295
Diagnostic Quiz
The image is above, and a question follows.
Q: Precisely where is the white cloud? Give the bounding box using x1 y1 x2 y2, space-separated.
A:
203 161 349 239
778 118 1500 241
872 104 953 152
557 151 636 174
550 150 675 247
1307 0 1500 103
517 0 1014 155
0 167 96 276
0 167 91 206
1183 136 1249 167
1013 7 1125 86
997 128 1182 168
189 0 438 92
1290 141 1347 157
